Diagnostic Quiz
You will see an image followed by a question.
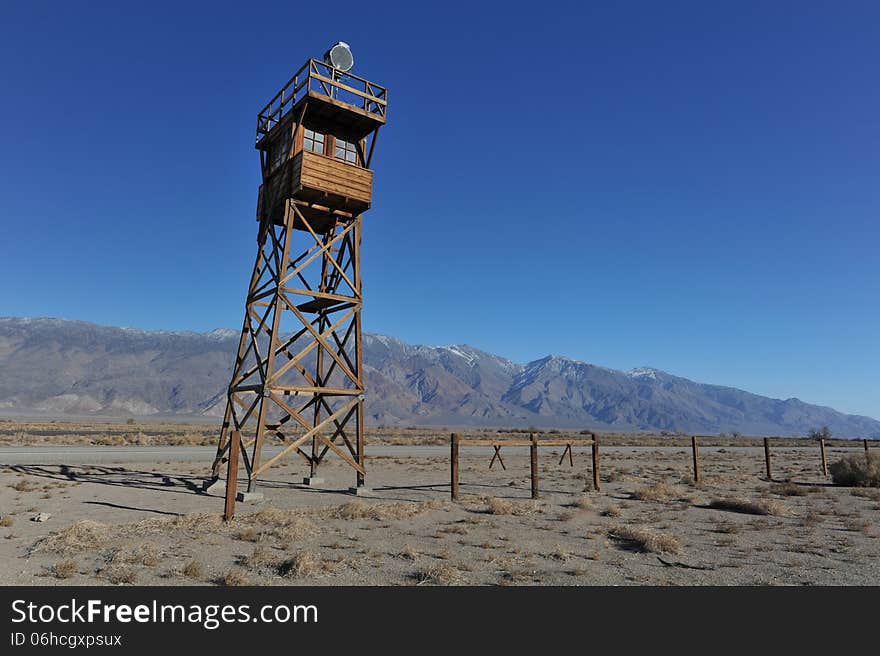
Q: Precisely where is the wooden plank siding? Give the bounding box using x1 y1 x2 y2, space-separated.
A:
258 150 372 228
298 150 372 205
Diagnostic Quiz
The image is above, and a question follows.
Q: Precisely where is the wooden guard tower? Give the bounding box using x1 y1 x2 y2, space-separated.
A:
207 50 387 516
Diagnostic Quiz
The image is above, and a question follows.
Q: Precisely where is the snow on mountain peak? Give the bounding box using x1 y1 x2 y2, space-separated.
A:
628 367 659 380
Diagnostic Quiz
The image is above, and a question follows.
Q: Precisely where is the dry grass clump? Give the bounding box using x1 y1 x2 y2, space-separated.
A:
323 500 444 521
277 551 319 578
567 496 594 511
549 546 570 561
104 565 137 585
243 507 314 542
843 518 871 534
484 497 540 516
220 569 248 586
709 497 787 516
235 527 263 542
608 525 681 554
107 544 160 567
413 563 460 585
631 481 679 502
801 511 822 528
851 488 880 501
35 520 109 555
829 454 880 487
393 545 420 560
240 545 276 569
600 505 622 518
0 516 14 527
713 521 740 534
182 560 204 579
10 479 39 492
770 482 809 497
52 559 78 579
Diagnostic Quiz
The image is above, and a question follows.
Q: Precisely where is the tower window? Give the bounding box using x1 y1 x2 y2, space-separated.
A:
303 129 325 154
334 138 359 165
268 130 292 172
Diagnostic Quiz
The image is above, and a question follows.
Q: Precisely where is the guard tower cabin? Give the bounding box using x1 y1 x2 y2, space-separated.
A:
255 58 387 232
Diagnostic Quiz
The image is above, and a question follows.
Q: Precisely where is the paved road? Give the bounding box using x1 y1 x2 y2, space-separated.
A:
0 444 825 465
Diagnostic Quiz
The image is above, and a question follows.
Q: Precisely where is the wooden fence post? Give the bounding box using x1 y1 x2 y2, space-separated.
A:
763 437 772 481
864 439 870 462
819 438 828 476
223 430 241 522
530 433 539 499
691 435 702 485
591 433 601 492
450 433 460 500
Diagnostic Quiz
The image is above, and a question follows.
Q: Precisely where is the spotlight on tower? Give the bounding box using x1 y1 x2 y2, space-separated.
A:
324 41 354 73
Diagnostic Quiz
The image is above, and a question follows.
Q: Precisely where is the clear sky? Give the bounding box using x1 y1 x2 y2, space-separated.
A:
0 1 877 418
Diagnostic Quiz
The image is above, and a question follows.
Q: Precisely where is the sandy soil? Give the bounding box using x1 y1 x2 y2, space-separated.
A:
1 445 878 585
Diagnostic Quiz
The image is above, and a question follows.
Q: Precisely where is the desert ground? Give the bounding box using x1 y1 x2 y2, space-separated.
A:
0 420 878 586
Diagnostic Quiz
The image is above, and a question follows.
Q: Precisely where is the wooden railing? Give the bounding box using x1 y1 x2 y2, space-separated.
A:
256 59 387 142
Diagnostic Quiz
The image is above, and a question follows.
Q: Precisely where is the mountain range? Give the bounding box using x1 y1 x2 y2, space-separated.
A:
0 317 877 437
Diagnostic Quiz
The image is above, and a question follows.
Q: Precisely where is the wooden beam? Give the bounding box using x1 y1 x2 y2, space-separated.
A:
591 433 601 492
223 430 241 521
451 433 460 500
691 435 702 485
530 433 539 500
764 437 772 481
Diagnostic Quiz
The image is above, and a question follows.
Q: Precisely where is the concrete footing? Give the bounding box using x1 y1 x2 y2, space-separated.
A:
348 486 372 497
301 477 324 486
202 478 225 496
236 491 264 503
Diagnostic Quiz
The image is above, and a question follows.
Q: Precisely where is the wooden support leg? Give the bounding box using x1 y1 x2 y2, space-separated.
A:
530 433 539 500
764 437 772 481
591 434 601 492
450 433 459 501
558 444 573 467
865 439 871 463
489 445 506 470
819 438 828 477
223 430 241 522
691 435 701 485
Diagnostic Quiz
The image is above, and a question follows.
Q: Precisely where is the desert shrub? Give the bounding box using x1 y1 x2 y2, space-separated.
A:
829 454 880 487
52 560 78 579
240 545 275 569
631 481 679 502
412 564 460 585
104 566 137 585
277 551 318 578
484 497 540 516
770 482 809 496
708 497 786 516
608 525 681 554
220 570 248 586
182 561 204 579
35 520 108 555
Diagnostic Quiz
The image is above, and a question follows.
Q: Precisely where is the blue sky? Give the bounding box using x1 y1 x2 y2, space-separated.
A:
0 1 877 418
